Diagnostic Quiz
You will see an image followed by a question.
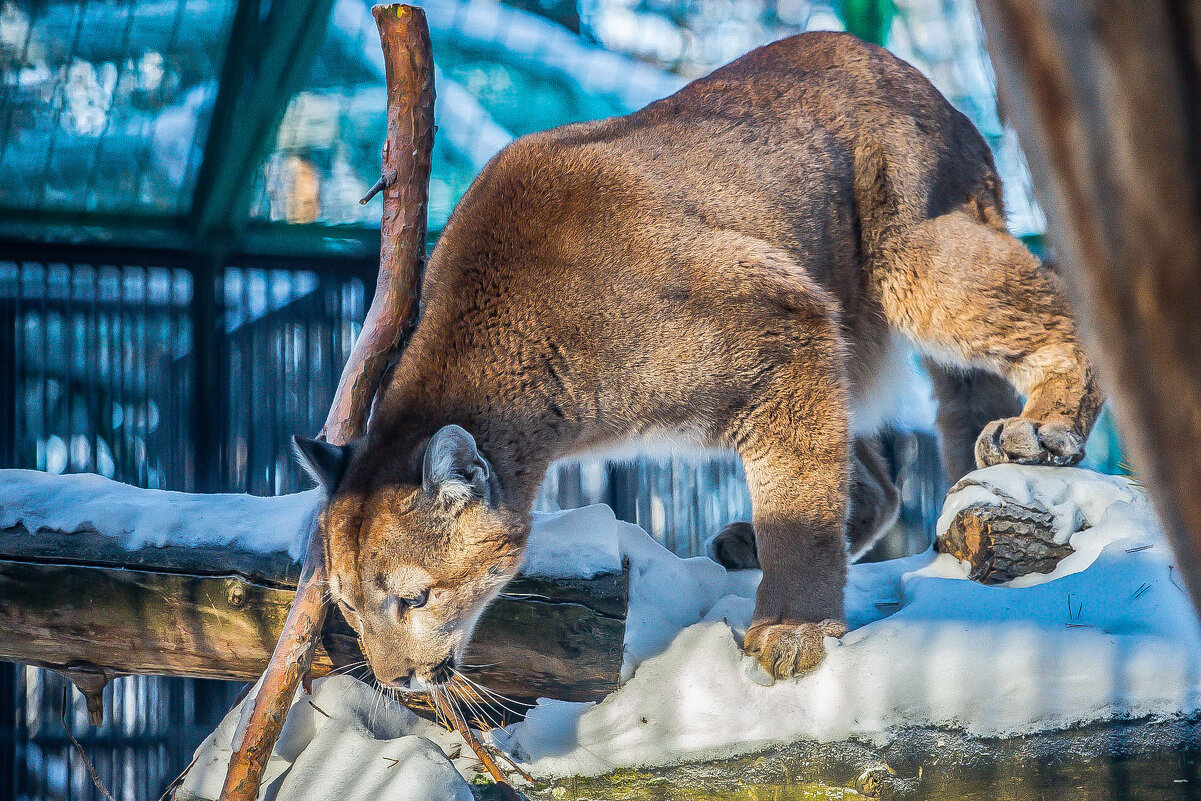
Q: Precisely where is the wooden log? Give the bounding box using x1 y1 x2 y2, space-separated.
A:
937 501 1071 584
0 521 626 710
974 1 1201 606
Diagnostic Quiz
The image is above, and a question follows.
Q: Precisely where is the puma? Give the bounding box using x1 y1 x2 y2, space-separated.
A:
293 31 1102 686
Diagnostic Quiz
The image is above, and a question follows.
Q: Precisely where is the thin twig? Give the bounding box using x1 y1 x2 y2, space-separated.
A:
158 752 201 801
358 169 397 204
1170 565 1189 596
60 687 118 801
486 743 535 784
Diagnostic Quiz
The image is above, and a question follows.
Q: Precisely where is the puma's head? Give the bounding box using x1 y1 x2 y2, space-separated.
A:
293 425 526 690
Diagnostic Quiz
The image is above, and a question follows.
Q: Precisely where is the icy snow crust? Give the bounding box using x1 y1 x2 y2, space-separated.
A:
7 465 1199 788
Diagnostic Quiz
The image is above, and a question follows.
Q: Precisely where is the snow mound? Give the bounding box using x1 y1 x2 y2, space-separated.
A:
523 504 624 578
177 676 472 801
11 464 1197 787
498 465 1201 776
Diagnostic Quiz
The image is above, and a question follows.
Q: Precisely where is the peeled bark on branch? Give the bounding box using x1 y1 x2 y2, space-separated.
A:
937 501 1071 584
320 3 434 446
218 534 329 801
220 6 435 799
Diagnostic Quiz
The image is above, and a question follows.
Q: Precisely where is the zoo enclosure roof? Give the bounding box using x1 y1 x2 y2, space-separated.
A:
0 0 1044 260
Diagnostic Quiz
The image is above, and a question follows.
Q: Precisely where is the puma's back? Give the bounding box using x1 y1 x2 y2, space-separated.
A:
408 31 1002 404
429 31 996 297
307 31 1100 686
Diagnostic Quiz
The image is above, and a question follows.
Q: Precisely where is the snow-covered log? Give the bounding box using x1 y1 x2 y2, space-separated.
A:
0 470 626 711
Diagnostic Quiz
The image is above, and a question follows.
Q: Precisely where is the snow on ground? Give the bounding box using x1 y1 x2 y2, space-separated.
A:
497 465 1201 777
176 676 473 801
5 464 1199 793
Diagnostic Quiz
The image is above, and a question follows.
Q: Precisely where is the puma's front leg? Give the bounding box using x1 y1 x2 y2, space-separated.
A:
735 368 851 679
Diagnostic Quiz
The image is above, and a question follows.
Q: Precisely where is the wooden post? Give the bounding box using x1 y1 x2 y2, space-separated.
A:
218 6 435 799
974 0 1201 606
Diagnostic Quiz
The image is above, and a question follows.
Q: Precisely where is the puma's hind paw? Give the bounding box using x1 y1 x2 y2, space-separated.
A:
743 619 848 679
974 417 1085 469
706 521 760 570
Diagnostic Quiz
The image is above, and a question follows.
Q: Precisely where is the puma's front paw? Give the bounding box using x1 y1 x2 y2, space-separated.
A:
974 417 1084 469
743 619 848 679
706 522 760 570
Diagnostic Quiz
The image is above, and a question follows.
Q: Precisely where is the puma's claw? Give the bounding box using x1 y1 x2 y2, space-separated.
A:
743 619 847 679
975 417 1084 469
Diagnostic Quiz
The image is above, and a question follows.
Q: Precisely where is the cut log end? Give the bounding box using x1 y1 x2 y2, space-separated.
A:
937 501 1073 584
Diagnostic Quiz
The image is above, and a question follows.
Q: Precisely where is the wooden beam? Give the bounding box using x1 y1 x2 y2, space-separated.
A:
0 523 626 709
974 0 1201 604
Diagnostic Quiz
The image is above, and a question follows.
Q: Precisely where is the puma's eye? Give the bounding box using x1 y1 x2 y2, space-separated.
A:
400 589 429 609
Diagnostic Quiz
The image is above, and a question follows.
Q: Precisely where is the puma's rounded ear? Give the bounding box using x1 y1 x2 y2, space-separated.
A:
293 436 351 493
422 425 494 506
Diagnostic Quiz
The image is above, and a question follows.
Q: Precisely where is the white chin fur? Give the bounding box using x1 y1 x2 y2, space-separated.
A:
409 675 436 693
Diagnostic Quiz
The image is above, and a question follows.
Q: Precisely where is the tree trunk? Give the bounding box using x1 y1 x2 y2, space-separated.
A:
975 0 1201 607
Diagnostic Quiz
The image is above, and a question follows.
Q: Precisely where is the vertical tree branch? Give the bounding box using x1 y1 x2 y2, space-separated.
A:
217 6 434 800
321 4 434 445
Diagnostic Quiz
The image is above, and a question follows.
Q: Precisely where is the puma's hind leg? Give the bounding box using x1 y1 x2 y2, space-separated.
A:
881 209 1103 468
923 361 1022 482
708 435 899 569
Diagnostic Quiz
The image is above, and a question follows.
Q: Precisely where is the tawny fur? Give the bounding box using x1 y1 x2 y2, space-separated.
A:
306 32 1103 683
